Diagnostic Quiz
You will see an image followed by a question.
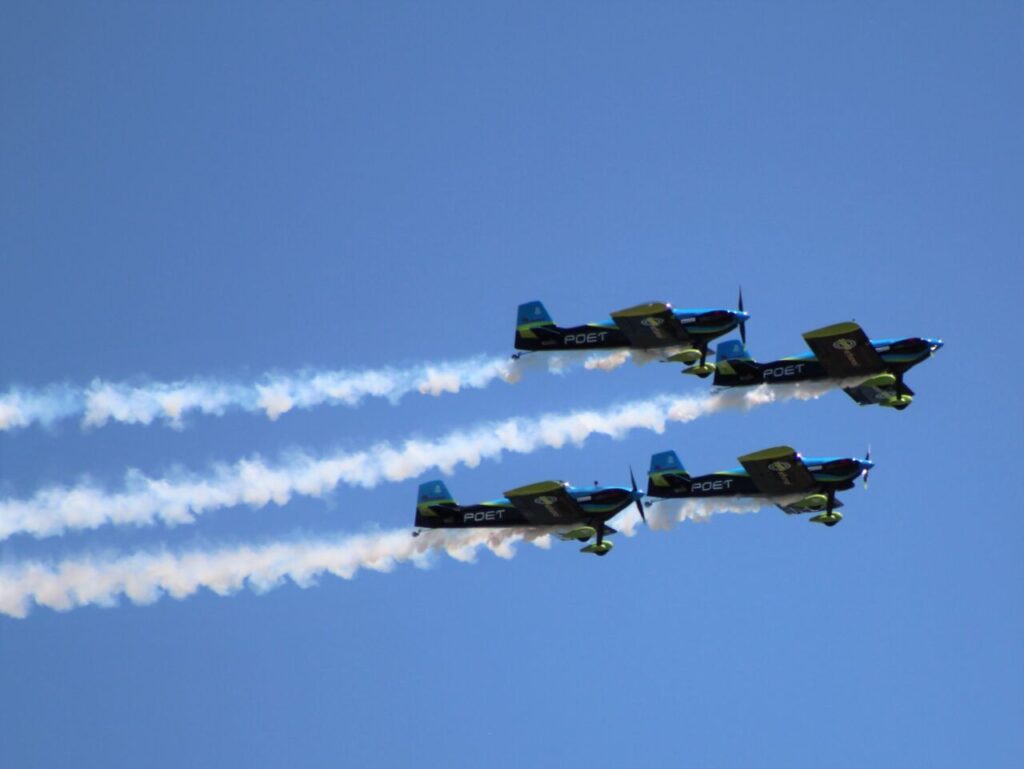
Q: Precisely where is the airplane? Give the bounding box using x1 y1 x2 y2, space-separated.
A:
645 445 874 527
712 321 943 409
413 472 647 555
512 292 750 377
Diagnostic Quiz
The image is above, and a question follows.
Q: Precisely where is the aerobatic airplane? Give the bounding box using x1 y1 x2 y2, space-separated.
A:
646 445 874 527
712 321 943 409
413 472 647 555
513 292 750 377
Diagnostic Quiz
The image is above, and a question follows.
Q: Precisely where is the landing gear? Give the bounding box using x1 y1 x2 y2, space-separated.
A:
682 344 716 378
861 373 897 389
809 488 843 527
667 348 702 365
558 526 597 542
810 512 843 527
879 372 912 410
791 493 829 513
882 393 913 410
580 523 614 556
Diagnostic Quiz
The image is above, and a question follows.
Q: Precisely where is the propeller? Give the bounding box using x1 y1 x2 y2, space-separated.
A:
861 445 872 489
738 286 747 345
629 466 647 524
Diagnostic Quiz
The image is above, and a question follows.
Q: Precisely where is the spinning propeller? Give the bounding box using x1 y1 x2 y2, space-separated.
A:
861 446 872 489
738 286 747 345
629 466 647 524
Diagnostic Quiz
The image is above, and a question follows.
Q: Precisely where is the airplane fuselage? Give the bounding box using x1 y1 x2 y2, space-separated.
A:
652 457 870 500
715 336 943 387
421 485 638 529
516 308 746 352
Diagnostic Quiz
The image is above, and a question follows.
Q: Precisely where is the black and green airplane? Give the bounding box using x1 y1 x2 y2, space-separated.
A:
513 294 750 377
414 473 646 556
646 445 874 527
712 321 943 409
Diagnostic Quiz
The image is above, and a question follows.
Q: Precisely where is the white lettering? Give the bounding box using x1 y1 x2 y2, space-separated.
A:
693 479 734 492
764 363 805 379
463 510 504 522
564 332 610 345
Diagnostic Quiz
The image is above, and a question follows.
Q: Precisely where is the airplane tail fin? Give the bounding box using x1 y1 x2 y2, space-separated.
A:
416 480 458 528
515 301 557 350
713 339 762 386
647 450 692 497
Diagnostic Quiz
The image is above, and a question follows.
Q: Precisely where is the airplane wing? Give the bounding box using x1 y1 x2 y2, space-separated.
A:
738 446 817 495
503 480 586 524
610 302 692 348
802 322 886 378
779 497 844 515
843 379 914 406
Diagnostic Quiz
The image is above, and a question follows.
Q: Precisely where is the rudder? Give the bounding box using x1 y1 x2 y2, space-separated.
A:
713 340 762 386
416 480 458 528
647 450 691 496
515 301 556 349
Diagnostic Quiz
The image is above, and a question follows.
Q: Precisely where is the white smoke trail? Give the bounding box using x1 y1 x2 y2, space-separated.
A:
607 495 789 536
0 381 842 543
0 494 805 618
0 526 561 619
0 350 647 432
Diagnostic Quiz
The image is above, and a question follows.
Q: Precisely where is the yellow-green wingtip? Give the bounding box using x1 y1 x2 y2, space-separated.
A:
802 321 862 340
610 301 671 318
503 480 568 498
737 445 798 464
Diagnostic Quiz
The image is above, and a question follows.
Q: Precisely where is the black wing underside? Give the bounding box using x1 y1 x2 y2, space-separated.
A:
843 379 914 405
503 481 586 524
738 446 817 495
610 302 692 348
802 322 886 378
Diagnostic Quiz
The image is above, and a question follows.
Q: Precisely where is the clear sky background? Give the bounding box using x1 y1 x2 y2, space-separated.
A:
1 2 1021 767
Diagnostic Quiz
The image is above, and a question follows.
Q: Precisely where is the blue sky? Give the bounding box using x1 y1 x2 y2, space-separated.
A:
1 2 1021 767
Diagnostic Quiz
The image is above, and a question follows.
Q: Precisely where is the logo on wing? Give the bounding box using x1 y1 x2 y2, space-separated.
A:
641 317 665 328
833 338 857 351
767 461 792 472
534 496 559 506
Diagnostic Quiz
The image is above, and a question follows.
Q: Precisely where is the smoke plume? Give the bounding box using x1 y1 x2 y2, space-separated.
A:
0 493 802 618
0 381 840 542
0 526 557 618
0 350 647 431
